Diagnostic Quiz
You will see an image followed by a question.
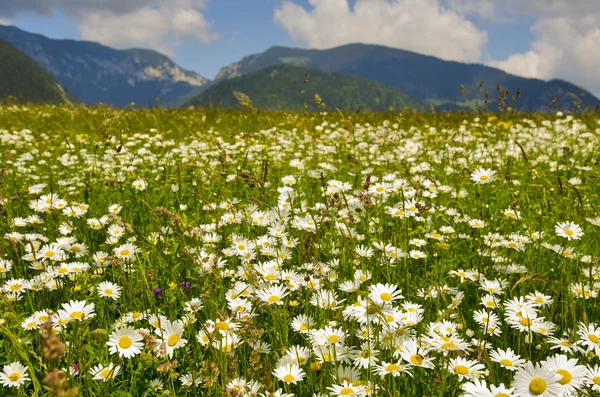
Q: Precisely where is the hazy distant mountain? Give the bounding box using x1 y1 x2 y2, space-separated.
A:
0 37 73 104
214 44 599 111
0 25 210 107
187 64 421 111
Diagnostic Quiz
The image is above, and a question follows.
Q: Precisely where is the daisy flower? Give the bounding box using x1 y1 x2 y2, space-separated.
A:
577 322 600 355
273 363 305 384
368 283 403 304
555 222 583 240
60 300 96 322
107 326 144 358
90 363 121 381
449 357 485 380
543 354 587 395
97 281 122 300
0 362 30 388
157 321 187 358
470 168 498 184
397 339 435 369
512 362 561 397
373 360 411 377
327 380 367 396
585 365 600 391
256 285 289 305
490 348 525 371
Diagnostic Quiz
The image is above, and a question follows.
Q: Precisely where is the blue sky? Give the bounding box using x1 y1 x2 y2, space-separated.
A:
2 0 599 95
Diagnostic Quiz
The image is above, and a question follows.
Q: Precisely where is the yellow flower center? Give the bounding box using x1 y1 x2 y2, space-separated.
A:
104 289 113 295
410 354 424 365
386 364 401 372
500 359 513 367
100 369 111 378
495 394 510 397
441 342 457 350
556 369 572 385
283 374 295 382
118 336 132 349
380 292 392 301
520 318 533 327
480 175 489 181
561 341 572 347
268 295 280 303
120 249 130 256
340 388 354 395
328 335 340 343
70 311 83 319
564 229 574 236
529 378 547 395
299 324 308 331
8 373 21 382
593 376 600 385
216 321 230 331
590 334 600 344
10 284 21 291
535 297 544 304
454 365 469 375
167 334 179 347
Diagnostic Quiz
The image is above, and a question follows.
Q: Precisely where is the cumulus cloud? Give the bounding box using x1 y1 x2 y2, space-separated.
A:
79 6 217 56
489 15 600 96
444 0 600 20
274 0 488 62
0 0 217 56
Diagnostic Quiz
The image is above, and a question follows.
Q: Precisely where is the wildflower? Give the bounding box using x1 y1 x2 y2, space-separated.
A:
327 380 367 396
273 363 305 384
490 348 525 371
512 362 561 397
97 281 122 300
59 300 96 322
107 326 144 358
0 362 30 388
543 354 586 395
470 168 498 184
555 222 583 240
90 363 121 381
132 178 148 191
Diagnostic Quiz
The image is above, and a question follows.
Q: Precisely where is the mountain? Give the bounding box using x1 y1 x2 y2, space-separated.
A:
0 25 209 107
186 64 421 111
214 44 599 111
0 37 72 104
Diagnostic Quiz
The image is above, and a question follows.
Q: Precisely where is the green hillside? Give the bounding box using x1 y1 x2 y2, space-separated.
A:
0 37 72 104
187 64 421 111
214 44 599 111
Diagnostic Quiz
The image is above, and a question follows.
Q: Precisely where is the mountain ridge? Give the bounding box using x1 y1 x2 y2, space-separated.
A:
213 43 599 111
187 64 422 111
0 37 73 104
0 24 210 107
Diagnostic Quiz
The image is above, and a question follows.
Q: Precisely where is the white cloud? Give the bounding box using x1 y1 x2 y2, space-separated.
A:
444 0 600 20
79 6 218 56
489 15 600 96
0 17 11 25
274 0 488 62
0 1 217 57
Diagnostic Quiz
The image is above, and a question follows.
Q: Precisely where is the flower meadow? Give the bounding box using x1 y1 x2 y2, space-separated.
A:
1 104 600 396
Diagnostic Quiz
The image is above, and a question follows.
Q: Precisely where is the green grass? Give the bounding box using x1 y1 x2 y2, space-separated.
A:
0 104 599 396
